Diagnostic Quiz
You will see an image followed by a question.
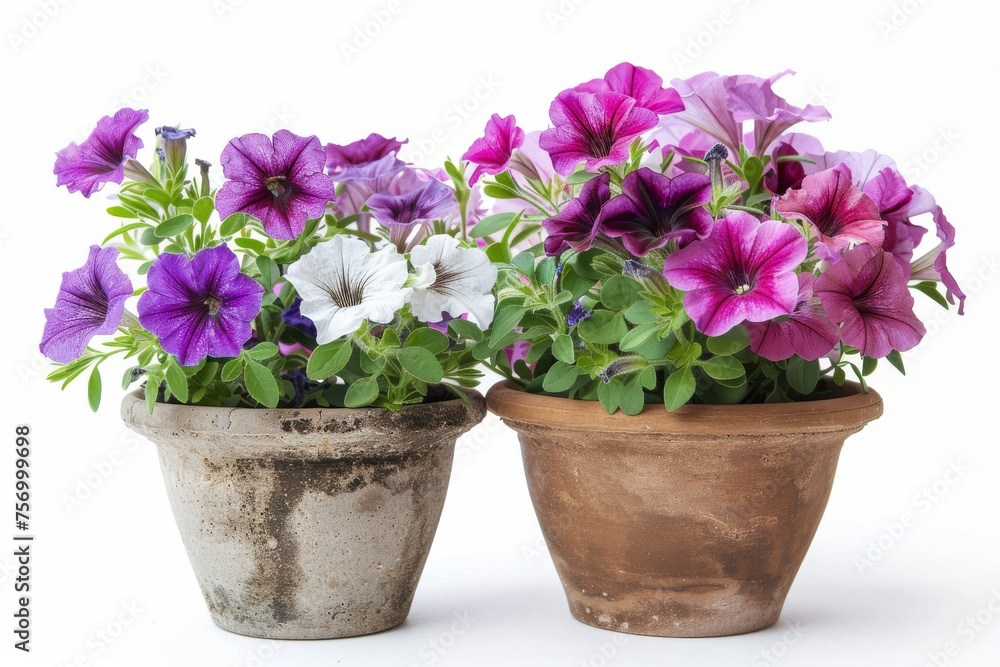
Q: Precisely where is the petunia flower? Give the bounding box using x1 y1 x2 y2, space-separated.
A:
814 243 925 358
281 298 318 339
746 273 840 362
367 179 457 253
764 141 808 195
216 130 336 241
285 235 411 344
662 212 807 337
775 164 885 260
600 169 713 256
575 62 684 116
906 186 966 314
463 114 525 185
334 153 409 226
137 245 265 366
156 126 196 173
542 172 611 256
54 108 149 198
567 300 593 326
324 133 407 181
40 246 134 363
863 167 925 272
409 235 497 328
539 90 658 176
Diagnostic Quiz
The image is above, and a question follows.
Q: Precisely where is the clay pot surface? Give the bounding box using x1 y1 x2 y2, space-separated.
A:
487 381 882 637
123 389 485 639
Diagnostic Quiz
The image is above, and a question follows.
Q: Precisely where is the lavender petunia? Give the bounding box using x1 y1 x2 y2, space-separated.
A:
575 63 684 116
775 164 885 260
324 133 407 181
40 246 134 363
334 153 409 224
906 186 966 314
542 172 611 256
54 108 149 198
137 245 264 366
600 169 713 256
463 114 525 185
662 212 807 337
669 73 744 153
216 130 336 241
157 126 196 172
539 90 658 176
367 179 457 253
815 243 925 358
746 273 840 362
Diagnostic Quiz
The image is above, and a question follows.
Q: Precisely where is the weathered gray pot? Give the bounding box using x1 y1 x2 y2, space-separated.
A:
122 389 485 639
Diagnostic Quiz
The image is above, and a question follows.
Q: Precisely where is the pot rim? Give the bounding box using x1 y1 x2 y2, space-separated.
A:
486 380 882 435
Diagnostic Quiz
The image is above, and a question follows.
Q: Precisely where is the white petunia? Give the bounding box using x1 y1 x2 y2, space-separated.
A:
286 235 411 344
408 235 498 328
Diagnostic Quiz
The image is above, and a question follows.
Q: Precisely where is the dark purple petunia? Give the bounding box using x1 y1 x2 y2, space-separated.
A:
282 298 317 339
600 169 713 256
463 114 525 185
746 273 840 362
814 243 925 359
54 108 149 198
662 212 807 337
567 300 593 327
775 164 885 260
137 245 264 366
40 246 134 363
539 90 658 176
216 130 336 241
542 172 611 256
324 133 407 181
575 63 684 116
764 141 808 195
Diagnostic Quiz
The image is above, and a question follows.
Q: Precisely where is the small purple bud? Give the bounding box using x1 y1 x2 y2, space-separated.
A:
597 356 645 383
567 300 592 327
156 126 196 174
705 142 728 192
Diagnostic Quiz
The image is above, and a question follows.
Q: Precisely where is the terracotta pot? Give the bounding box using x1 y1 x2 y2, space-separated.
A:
486 380 882 638
122 389 485 639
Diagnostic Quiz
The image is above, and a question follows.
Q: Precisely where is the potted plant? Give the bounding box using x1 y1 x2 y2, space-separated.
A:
461 64 966 637
40 110 497 639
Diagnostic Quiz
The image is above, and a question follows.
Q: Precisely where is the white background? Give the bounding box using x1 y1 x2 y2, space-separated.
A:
2 0 999 665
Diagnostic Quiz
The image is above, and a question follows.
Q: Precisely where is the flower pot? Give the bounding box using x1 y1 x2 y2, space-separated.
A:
486 380 882 638
122 388 485 640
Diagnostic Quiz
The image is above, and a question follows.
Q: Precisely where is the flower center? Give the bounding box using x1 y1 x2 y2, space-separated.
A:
584 125 616 158
735 283 752 295
265 176 290 197
204 296 222 315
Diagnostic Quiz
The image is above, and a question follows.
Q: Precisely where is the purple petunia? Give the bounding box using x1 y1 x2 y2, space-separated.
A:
324 133 407 181
746 273 840 362
216 130 336 241
463 114 525 185
137 245 264 366
40 246 134 363
542 172 611 256
54 108 149 198
662 212 808 337
814 243 925 359
539 90 658 176
599 169 713 256
575 62 684 116
282 298 318 339
567 300 593 327
366 179 457 252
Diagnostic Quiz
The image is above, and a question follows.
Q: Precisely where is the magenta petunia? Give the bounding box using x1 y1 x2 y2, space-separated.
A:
216 130 335 241
539 90 658 176
906 186 966 314
763 141 808 195
746 273 840 362
40 246 134 363
54 108 149 198
542 172 611 256
463 113 525 185
599 169 713 256
815 243 925 358
575 63 684 116
662 212 807 337
863 167 925 272
324 133 407 181
775 164 885 260
137 245 264 366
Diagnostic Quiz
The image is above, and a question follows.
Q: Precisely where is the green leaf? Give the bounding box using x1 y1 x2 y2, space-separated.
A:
618 379 645 416
536 257 558 287
234 237 266 254
449 318 484 342
785 357 820 395
577 310 628 345
619 322 661 351
244 360 279 408
552 334 575 364
489 305 526 347
911 280 949 309
742 156 765 189
624 300 657 324
471 212 518 238
154 213 195 238
165 361 190 403
832 365 847 386
102 222 151 245
663 367 696 411
107 205 138 219
220 213 251 237
698 356 746 381
566 171 600 185
87 367 102 413
404 328 450 355
706 326 750 355
344 376 379 408
396 347 444 383
144 376 158 414
512 251 536 279
483 184 519 199
600 275 642 310
246 342 279 361
307 340 352 380
886 350 906 375
254 256 280 291
221 358 244 382
541 361 580 393
192 197 215 224
862 356 878 376
597 378 623 414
